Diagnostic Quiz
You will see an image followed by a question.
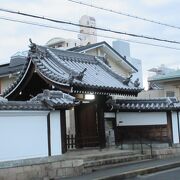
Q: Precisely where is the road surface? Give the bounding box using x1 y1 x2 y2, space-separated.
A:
127 167 180 180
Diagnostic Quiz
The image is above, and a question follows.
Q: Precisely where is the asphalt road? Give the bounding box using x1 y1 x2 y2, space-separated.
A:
127 167 180 180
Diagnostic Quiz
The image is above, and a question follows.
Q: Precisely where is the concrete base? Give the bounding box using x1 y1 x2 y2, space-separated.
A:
119 143 170 151
148 147 180 159
0 156 84 180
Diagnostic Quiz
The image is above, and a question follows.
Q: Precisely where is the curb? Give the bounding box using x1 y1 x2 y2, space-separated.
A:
95 161 180 180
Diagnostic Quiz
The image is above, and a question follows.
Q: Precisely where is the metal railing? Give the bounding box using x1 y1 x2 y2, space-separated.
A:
116 126 172 158
118 134 154 158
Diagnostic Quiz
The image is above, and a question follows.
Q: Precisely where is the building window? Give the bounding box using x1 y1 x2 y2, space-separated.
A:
166 91 175 97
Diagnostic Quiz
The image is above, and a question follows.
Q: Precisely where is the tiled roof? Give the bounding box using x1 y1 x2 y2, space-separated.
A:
0 90 78 110
2 42 142 97
2 57 31 97
0 57 26 77
106 97 180 111
30 90 79 108
148 69 180 82
35 46 141 95
0 101 48 110
68 41 137 72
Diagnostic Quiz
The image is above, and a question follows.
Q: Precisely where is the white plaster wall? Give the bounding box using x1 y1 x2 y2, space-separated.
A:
116 112 167 126
50 111 62 155
0 111 49 161
172 112 180 144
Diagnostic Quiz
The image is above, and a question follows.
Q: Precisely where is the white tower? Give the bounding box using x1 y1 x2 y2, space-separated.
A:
78 15 97 46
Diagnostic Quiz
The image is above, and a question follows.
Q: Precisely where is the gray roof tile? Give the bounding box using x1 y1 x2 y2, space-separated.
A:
107 97 180 111
0 90 78 110
0 55 27 77
30 89 79 108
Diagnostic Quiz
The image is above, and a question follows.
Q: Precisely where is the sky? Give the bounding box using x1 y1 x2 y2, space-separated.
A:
0 0 180 88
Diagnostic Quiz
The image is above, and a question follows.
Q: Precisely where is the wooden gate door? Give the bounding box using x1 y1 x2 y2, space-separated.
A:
75 103 99 147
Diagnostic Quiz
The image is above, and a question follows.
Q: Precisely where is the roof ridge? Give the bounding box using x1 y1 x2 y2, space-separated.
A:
45 45 98 59
107 97 180 111
46 48 79 76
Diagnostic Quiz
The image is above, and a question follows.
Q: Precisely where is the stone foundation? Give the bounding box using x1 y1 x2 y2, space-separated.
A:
0 156 84 180
144 146 180 159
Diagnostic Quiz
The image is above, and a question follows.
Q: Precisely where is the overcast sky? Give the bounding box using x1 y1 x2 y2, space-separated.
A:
0 0 180 88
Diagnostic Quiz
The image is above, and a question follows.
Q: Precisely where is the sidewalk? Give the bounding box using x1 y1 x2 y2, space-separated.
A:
61 155 180 180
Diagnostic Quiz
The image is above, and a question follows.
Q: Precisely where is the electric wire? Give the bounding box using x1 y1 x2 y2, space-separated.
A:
0 7 180 44
67 0 180 30
1 16 180 51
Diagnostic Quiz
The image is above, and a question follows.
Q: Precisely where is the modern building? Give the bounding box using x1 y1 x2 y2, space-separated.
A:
46 15 97 49
113 40 130 57
46 37 80 49
112 40 143 87
78 15 97 46
139 65 180 100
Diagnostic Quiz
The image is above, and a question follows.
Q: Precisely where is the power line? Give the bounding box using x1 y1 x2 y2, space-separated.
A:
68 0 180 30
1 7 180 45
1 15 180 51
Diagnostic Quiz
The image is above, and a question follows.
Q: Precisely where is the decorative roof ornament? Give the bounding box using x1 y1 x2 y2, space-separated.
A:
68 68 87 83
68 73 75 84
76 68 87 81
123 74 133 86
134 78 140 87
29 38 37 53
